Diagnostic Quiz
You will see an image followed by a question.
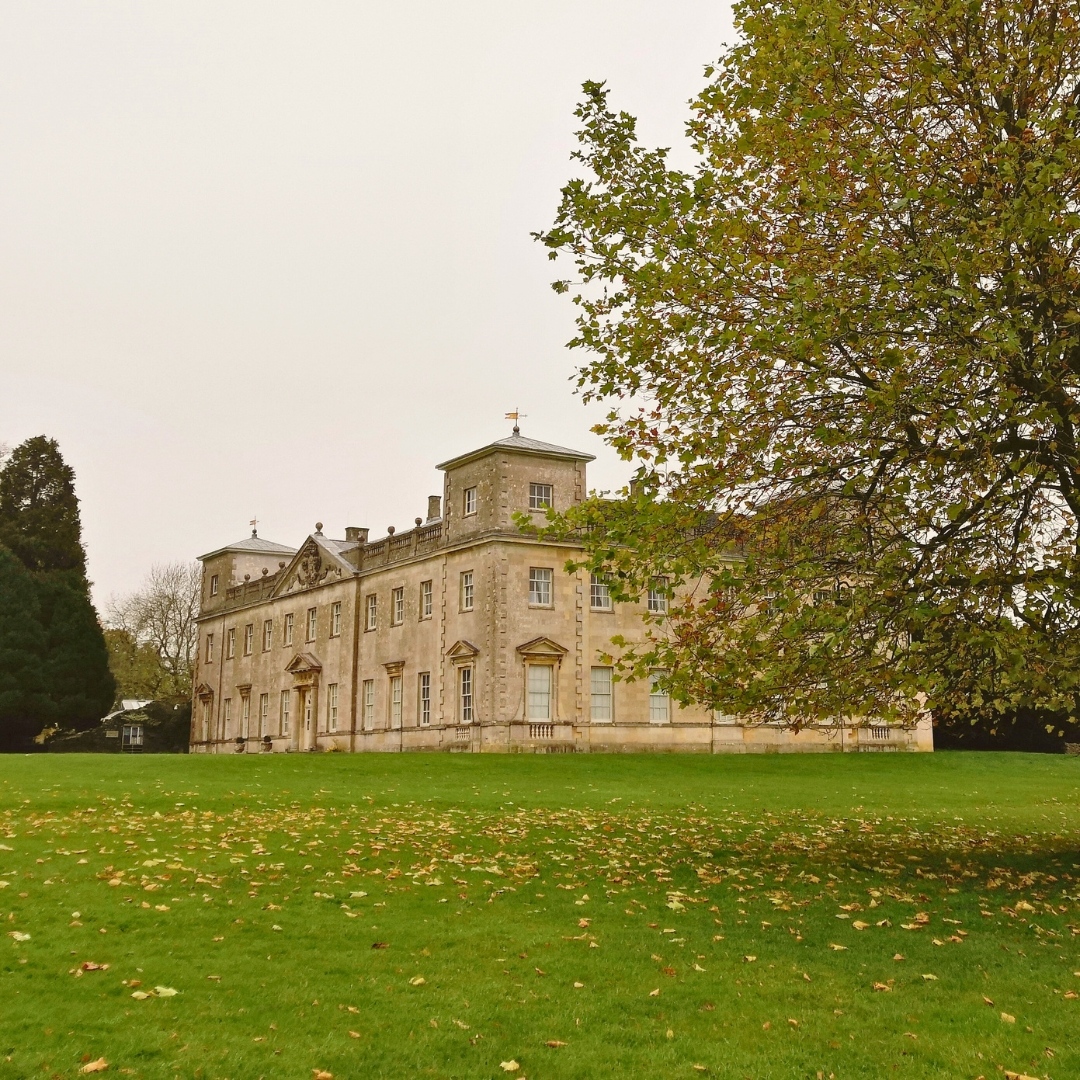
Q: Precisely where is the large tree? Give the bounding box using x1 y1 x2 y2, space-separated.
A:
0 546 47 750
107 562 201 701
540 0 1080 727
0 435 85 575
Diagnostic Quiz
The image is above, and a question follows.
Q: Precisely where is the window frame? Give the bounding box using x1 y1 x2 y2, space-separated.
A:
648 672 671 724
590 573 613 611
306 607 317 642
419 580 433 620
223 696 232 737
460 570 474 611
647 577 669 614
389 674 402 729
391 587 405 626
590 666 613 722
528 482 553 511
225 627 236 660
259 692 269 736
362 679 375 729
327 682 339 731
459 665 474 724
205 633 215 663
463 486 477 516
209 574 219 596
243 623 253 656
418 672 431 726
262 619 273 652
280 689 290 735
241 693 251 736
365 594 377 632
330 601 342 637
283 613 294 647
528 567 553 607
526 663 553 720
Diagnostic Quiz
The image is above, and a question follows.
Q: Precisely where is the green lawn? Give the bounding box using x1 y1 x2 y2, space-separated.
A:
0 752 1077 1080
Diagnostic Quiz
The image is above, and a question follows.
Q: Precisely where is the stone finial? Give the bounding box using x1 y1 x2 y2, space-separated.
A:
243 573 250 581
279 561 286 568
315 522 324 534
387 525 396 535
415 517 422 526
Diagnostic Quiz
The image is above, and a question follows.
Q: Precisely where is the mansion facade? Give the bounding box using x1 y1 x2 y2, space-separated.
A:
190 429 931 753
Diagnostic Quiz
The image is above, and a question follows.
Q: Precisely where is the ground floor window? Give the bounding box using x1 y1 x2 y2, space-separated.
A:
459 666 473 724
223 697 232 739
280 689 290 735
327 683 339 731
259 693 269 736
389 676 402 729
590 666 613 721
419 672 431 725
241 695 251 738
649 672 670 724
527 664 552 720
363 680 375 729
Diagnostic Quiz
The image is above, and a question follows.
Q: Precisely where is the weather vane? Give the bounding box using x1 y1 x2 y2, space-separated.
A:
505 408 527 435
250 517 258 538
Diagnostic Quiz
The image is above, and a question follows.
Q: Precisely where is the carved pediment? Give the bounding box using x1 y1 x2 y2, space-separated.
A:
446 639 480 662
516 636 569 659
286 651 323 674
194 683 215 698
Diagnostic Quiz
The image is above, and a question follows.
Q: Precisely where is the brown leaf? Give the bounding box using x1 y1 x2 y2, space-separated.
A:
371 942 388 950
348 1031 360 1039
1000 1012 1016 1024
545 1040 567 1048
312 1071 333 1080
872 982 891 992
80 1061 108 1074
983 996 994 1006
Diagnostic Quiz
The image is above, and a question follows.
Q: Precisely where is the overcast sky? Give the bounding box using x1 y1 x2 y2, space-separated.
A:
0 1 734 610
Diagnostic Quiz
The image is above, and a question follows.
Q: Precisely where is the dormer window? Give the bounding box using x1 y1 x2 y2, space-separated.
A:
529 483 553 511
463 487 477 516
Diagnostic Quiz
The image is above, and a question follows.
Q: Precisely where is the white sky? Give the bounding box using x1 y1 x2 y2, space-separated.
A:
0 1 734 609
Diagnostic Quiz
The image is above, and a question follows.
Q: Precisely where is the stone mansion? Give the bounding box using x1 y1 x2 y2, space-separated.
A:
190 429 931 753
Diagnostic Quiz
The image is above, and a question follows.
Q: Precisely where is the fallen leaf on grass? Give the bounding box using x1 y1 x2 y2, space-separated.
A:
80 1059 108 1073
787 1018 799 1028
649 988 660 997
348 1031 360 1039
1001 1012 1016 1024
828 944 847 951
7 932 30 942
499 1062 520 1073
1063 991 1078 1000
81 962 109 972
983 996 994 1006
409 976 426 986
453 1019 470 1030
545 1040 567 1048
312 1072 333 1079
852 921 869 931
371 942 388 950
762 1022 771 1030
743 955 757 963
1003 1072 1039 1080
893 954 905 961
573 982 584 989
131 991 150 1000
154 986 178 997
872 982 891 992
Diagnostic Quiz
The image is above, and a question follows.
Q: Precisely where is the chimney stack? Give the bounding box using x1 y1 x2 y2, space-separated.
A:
345 526 369 544
426 495 442 522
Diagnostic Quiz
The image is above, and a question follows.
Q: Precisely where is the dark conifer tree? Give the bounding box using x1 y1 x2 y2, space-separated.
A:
0 546 47 750
36 573 115 731
0 435 86 575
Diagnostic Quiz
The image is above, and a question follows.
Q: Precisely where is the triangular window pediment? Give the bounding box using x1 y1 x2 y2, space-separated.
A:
194 683 215 698
516 636 569 659
446 639 480 660
285 650 323 674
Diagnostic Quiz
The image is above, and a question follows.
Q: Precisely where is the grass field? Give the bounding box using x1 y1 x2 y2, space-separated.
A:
0 752 1077 1080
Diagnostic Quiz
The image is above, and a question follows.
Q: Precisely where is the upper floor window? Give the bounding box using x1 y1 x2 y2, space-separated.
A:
463 487 477 516
209 574 219 596
306 607 317 642
366 594 377 631
529 483 553 511
205 633 215 663
391 587 405 626
283 613 294 647
647 578 669 614
460 571 474 611
590 573 612 611
262 619 273 651
330 601 342 637
420 580 433 619
529 567 553 607
243 624 253 656
225 627 236 660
